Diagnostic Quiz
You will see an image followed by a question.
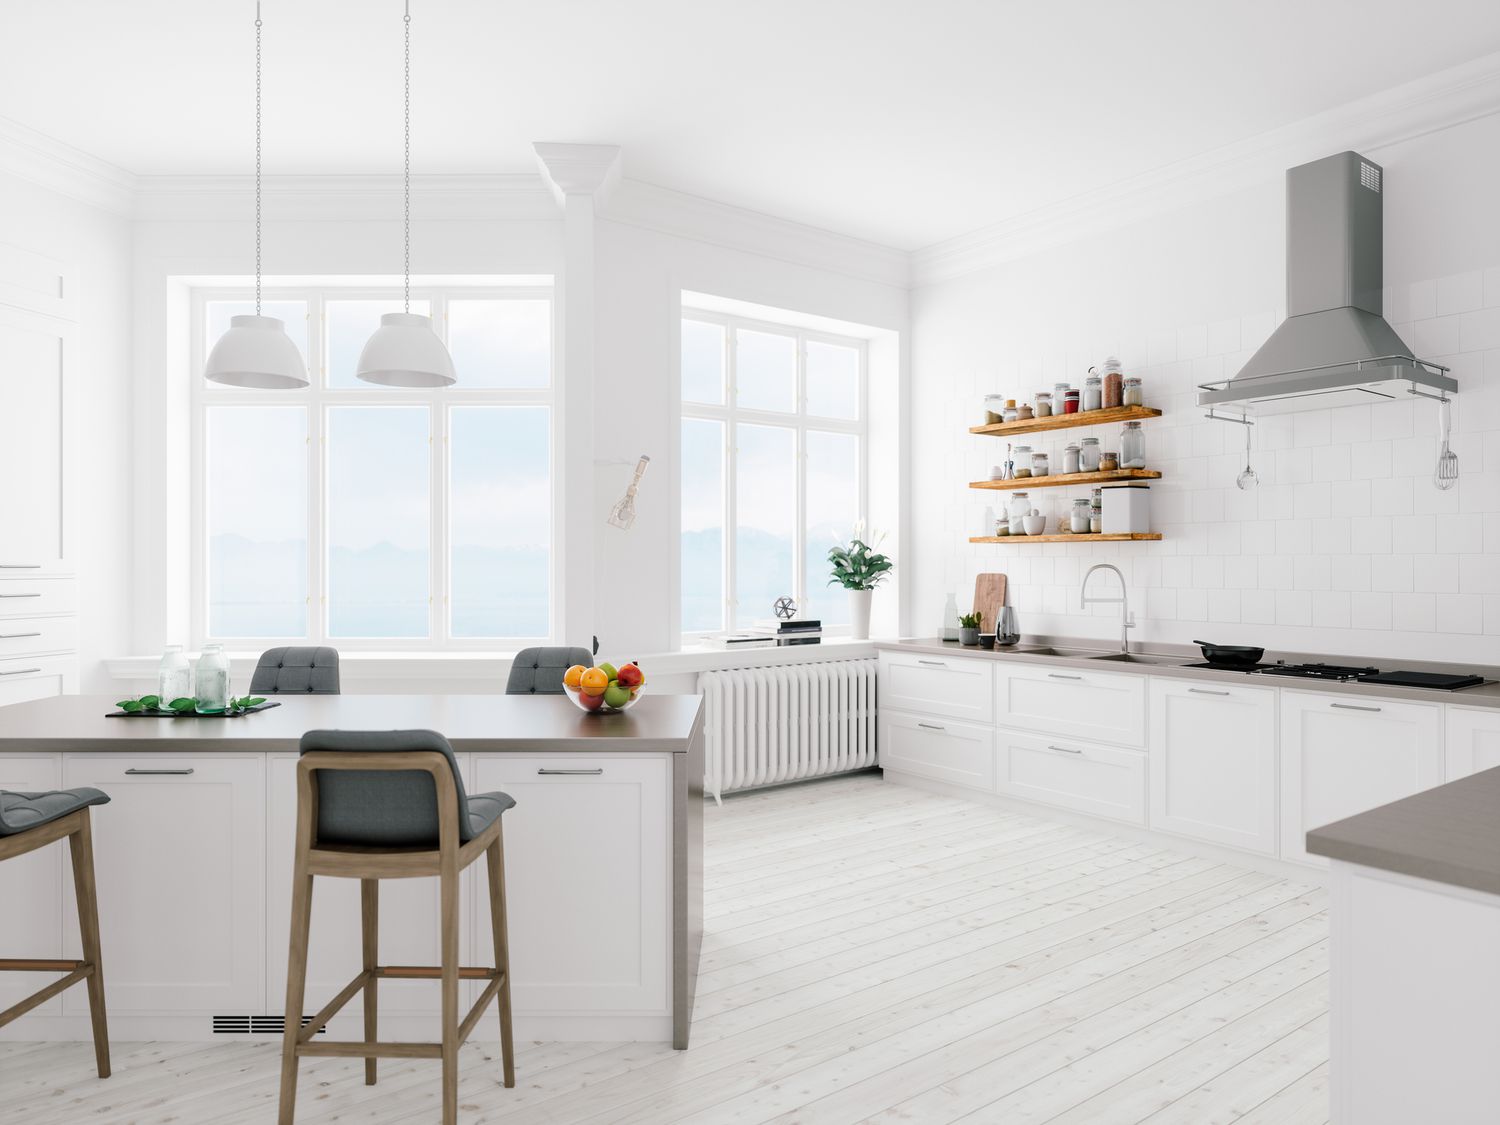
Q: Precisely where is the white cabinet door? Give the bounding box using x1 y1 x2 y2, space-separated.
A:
0 654 78 708
1149 679 1278 855
878 711 995 791
994 663 1147 748
1445 707 1500 781
60 755 265 1012
0 307 71 573
470 756 670 1015
0 755 64 1015
1279 692 1443 866
265 755 454 1020
998 729 1147 825
878 652 993 725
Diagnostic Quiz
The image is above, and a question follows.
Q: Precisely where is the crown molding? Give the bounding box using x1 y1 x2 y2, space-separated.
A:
602 178 911 290
912 49 1500 287
0 115 137 215
533 143 623 206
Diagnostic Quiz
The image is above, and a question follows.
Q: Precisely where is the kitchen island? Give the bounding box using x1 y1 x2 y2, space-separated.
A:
0 693 705 1049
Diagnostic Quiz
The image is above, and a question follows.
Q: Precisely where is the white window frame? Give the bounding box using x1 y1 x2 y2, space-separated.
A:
680 308 867 641
189 283 558 651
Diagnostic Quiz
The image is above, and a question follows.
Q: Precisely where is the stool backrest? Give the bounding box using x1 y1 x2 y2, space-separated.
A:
298 729 472 847
505 646 593 695
251 646 341 694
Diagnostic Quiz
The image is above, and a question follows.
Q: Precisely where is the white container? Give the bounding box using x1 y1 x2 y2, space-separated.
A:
1101 483 1152 534
941 593 960 641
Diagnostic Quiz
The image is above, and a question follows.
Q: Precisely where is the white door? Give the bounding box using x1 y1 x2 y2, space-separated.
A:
994 664 1147 747
470 755 670 1015
1149 679 1278 855
0 755 64 1017
265 753 451 1019
0 307 71 573
60 755 265 1012
878 711 994 791
1279 692 1443 865
1445 707 1500 781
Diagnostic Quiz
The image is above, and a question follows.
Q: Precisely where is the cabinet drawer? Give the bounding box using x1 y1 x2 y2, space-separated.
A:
0 615 76 658
1446 707 1500 781
0 577 75 617
878 711 994 791
1000 730 1146 825
0 654 77 706
994 664 1146 748
878 651 993 724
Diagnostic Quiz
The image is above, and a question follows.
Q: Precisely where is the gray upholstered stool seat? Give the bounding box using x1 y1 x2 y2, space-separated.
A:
0 788 111 836
505 645 593 695
251 646 341 695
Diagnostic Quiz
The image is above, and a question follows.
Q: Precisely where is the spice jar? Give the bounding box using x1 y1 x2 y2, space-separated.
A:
1063 389 1081 414
1011 445 1033 478
1071 498 1092 533
1002 399 1020 422
1031 450 1049 477
1097 357 1124 409
1016 402 1034 421
1034 391 1053 417
1100 450 1120 472
1123 377 1143 407
984 394 1006 424
1007 492 1030 535
1120 420 1146 468
1061 443 1081 475
1080 437 1101 472
1083 374 1103 412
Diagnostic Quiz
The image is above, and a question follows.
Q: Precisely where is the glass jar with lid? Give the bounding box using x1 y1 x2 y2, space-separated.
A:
1099 450 1120 472
1053 382 1070 406
1120 420 1146 468
1061 443 1081 475
1011 445 1033 477
1007 491 1031 534
1079 436 1101 472
1083 374 1103 412
1090 487 1103 533
1030 450 1049 477
983 394 1006 424
1002 398 1020 422
1071 498 1092 533
1096 357 1124 408
1034 390 1053 417
1123 376 1143 406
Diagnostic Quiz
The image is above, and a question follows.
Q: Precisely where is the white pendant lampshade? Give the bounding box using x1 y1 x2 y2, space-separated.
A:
205 314 309 389
355 312 456 387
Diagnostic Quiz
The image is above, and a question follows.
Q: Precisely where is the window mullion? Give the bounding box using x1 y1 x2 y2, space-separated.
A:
723 325 737 634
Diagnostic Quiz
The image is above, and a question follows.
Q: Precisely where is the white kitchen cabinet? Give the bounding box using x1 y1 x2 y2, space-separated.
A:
878 651 993 725
998 729 1147 825
994 663 1147 748
470 755 670 1016
0 755 64 1015
1445 707 1500 781
0 654 78 708
1279 691 1443 865
878 710 995 791
60 755 265 1013
0 576 76 618
1149 678 1278 855
0 614 77 660
0 306 73 574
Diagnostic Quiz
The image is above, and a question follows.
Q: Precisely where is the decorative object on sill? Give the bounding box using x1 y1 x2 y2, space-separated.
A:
1099 450 1119 472
1083 373 1103 412
773 595 797 620
977 633 996 650
194 643 231 714
827 524 892 641
1123 375 1143 406
1034 391 1052 417
940 592 960 641
606 454 651 529
1435 396 1458 490
203 3 307 389
958 612 981 646
1101 482 1152 534
1097 357 1124 409
1022 509 1046 536
562 659 646 713
776 619 822 646
972 573 1008 640
1120 420 1146 469
355 0 456 388
157 644 192 706
996 604 1021 647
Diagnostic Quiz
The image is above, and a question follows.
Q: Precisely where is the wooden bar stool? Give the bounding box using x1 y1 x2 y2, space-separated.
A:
0 787 111 1078
278 729 516 1125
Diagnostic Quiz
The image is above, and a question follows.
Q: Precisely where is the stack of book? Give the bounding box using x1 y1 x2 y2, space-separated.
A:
776 619 821 646
715 619 823 649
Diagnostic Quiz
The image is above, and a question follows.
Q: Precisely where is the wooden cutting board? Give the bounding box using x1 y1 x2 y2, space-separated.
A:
972 573 1008 634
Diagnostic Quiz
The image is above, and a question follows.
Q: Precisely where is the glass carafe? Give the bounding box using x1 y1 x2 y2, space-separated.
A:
195 644 230 714
157 645 192 708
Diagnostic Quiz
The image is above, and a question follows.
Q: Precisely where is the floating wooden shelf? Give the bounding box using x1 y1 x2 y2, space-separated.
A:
969 533 1163 544
969 405 1163 438
968 469 1162 491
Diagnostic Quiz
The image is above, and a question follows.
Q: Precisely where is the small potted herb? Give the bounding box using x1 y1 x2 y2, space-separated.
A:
958 611 982 646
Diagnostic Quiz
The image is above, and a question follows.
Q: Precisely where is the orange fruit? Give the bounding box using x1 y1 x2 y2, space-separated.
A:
580 667 609 696
562 664 586 689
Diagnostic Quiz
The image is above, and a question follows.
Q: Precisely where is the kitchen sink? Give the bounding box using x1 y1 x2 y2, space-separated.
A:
1003 645 1106 658
1085 651 1195 666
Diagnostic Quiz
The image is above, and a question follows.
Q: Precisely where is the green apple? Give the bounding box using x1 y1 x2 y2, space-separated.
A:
598 662 619 681
604 683 631 708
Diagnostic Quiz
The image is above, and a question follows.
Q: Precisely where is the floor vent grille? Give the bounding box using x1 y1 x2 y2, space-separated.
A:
212 1015 325 1035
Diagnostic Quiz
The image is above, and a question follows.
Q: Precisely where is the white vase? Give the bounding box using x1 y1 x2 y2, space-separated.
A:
848 588 874 640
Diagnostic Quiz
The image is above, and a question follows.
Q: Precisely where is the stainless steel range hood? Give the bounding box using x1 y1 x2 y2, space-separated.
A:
1198 151 1454 415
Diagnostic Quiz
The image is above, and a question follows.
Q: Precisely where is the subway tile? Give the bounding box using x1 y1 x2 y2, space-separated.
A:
1436 593 1483 635
1405 513 1437 555
1348 439 1392 477
1389 436 1432 479
1413 554 1459 592
1437 512 1485 554
1146 587 1178 621
1409 279 1437 321
1241 588 1276 625
1391 593 1436 633
1459 471 1500 513
1239 519 1278 555
1311 445 1352 482
1294 483 1332 520
1192 490 1225 523
1312 517 1352 556
1371 554 1414 592
1147 331 1178 366
1294 556 1332 591
1207 319 1240 355
1487 595 1500 635
1177 324 1208 361
1208 522 1242 556
1485 267 1500 308
1258 415 1296 452
1207 589 1241 623
1437 271 1484 315
1224 555 1259 589
1369 400 1415 441
1276 447 1312 484
1276 590 1312 626
1259 555 1294 590
1161 556 1194 588
1311 590 1352 630
1350 591 1393 630
1460 553 1500 594
1370 476 1415 516
1460 306 1500 352
1330 479 1372 517
1177 588 1208 622
1276 519 1313 555
1192 556 1225 588
1293 410 1331 448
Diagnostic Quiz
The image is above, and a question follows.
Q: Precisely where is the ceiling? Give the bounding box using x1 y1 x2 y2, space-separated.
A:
4 0 1500 249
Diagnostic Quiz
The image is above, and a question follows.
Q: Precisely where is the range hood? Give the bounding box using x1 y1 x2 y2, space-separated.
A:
1198 151 1454 415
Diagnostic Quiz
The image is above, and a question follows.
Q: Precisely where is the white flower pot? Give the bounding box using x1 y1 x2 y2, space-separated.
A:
848 588 873 640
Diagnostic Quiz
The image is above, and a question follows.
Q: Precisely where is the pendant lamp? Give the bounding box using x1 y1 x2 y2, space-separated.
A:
356 0 455 387
204 2 308 390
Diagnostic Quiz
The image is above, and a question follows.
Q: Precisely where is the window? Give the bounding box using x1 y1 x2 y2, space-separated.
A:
193 286 554 648
680 310 866 637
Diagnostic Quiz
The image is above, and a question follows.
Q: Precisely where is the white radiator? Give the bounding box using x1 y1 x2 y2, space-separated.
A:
697 658 878 802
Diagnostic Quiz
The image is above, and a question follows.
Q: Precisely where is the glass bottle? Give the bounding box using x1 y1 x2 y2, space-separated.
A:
1123 376 1144 406
1080 436 1101 472
1007 491 1030 535
157 645 192 708
1071 497 1092 533
941 593 960 640
1083 374 1103 412
1002 399 1020 423
1121 420 1146 469
194 644 230 714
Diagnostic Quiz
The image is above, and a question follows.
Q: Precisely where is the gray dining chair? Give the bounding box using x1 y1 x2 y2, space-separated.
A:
250 646 341 695
505 646 593 695
278 729 516 1125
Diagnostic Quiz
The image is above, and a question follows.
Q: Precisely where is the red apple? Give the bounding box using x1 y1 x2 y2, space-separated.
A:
577 689 604 711
617 663 644 689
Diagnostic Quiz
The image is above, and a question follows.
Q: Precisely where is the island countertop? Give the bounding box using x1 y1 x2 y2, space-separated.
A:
0 693 704 754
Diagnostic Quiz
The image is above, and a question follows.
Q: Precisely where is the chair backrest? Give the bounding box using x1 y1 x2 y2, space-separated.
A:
505 646 593 695
298 729 473 847
250 646 341 695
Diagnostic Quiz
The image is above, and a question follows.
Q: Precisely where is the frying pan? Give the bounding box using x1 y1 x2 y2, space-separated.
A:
1193 640 1265 667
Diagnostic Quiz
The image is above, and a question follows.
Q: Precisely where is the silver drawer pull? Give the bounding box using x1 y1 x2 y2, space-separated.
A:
917 722 946 731
0 564 41 569
0 593 41 599
1047 672 1083 680
1188 688 1230 696
0 632 42 639
1331 702 1381 713
537 768 604 776
0 667 41 676
125 768 195 776
1047 744 1084 755
916 659 947 667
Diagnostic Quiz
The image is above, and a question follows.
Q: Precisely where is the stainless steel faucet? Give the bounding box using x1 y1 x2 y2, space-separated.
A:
1081 563 1132 654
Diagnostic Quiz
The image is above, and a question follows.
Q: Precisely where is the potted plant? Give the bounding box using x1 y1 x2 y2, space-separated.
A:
958 611 982 646
827 525 893 641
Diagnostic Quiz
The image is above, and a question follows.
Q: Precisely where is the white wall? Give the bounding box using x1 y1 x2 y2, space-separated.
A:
911 112 1500 664
0 171 133 691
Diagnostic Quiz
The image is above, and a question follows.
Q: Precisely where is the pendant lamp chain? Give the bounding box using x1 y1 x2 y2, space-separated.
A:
255 1 263 315
403 0 411 314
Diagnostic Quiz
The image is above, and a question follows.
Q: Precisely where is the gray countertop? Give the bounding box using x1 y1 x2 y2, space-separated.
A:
0 693 704 754
876 638 1500 710
1306 767 1500 896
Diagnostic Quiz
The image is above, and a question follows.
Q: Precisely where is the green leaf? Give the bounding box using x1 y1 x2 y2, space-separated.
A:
246 698 266 708
168 698 195 712
120 700 144 712
140 695 160 709
115 700 134 710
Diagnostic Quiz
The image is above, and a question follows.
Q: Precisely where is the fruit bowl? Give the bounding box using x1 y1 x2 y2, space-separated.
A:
562 661 646 715
563 683 643 714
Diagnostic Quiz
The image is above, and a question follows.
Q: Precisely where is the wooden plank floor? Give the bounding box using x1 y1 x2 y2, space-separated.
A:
0 773 1329 1123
